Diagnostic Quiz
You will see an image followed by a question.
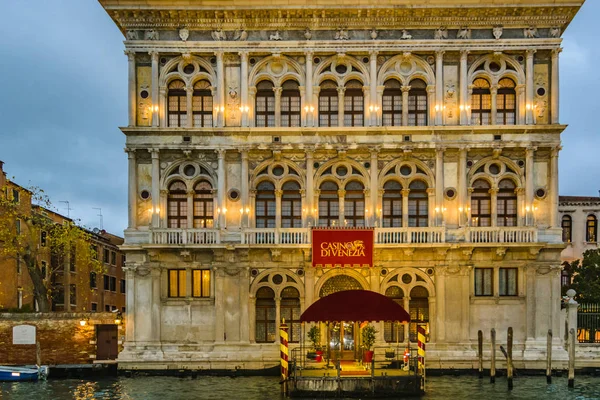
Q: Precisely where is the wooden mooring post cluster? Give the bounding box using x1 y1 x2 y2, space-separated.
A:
477 327 576 390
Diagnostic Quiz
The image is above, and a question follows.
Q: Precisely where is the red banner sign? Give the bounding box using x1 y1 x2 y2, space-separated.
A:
312 229 374 268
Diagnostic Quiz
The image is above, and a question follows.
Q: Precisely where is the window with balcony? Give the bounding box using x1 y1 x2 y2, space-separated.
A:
255 181 276 228
192 80 213 127
280 287 301 343
255 287 276 343
382 79 402 126
168 269 186 298
408 79 427 126
474 268 493 296
343 80 364 127
383 180 403 227
562 215 572 243
318 181 339 227
496 78 516 125
587 214 597 243
471 179 491 227
193 180 214 228
255 80 275 127
471 78 491 125
319 80 338 127
167 181 187 228
497 179 517 227
281 80 301 127
167 79 187 127
344 181 365 227
408 180 428 227
281 181 302 228
499 268 518 296
192 269 211 298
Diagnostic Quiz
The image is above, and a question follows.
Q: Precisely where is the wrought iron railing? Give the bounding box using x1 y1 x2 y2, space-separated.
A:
578 303 600 343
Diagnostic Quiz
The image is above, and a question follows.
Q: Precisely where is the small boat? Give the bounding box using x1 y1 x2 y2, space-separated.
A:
0 366 49 382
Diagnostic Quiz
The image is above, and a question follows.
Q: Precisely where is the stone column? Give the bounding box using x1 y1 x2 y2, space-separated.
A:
126 51 136 127
304 268 315 308
435 269 445 341
150 51 159 127
306 150 315 226
126 148 137 229
241 149 249 227
435 51 444 125
216 51 225 127
401 86 411 126
159 86 167 128
363 87 370 127
525 50 536 124
305 51 314 127
159 190 168 228
525 146 536 226
427 85 436 126
185 87 193 128
427 188 436 227
187 190 194 228
338 189 346 226
550 146 561 228
435 147 444 226
123 264 136 341
313 86 321 127
214 268 225 342
248 86 256 127
490 188 499 227
151 267 162 343
551 48 561 124
516 84 526 125
275 297 281 344
459 50 469 125
150 149 160 228
274 87 282 127
240 51 249 127
249 296 256 343
402 189 410 228
370 50 378 126
491 84 498 125
370 150 378 227
275 189 283 228
337 87 345 127
217 149 227 228
458 147 468 227
239 268 250 342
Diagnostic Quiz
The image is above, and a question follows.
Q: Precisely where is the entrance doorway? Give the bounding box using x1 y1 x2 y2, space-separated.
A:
96 324 118 360
328 322 357 361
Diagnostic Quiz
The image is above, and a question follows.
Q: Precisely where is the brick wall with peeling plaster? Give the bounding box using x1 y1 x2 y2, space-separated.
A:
0 313 125 365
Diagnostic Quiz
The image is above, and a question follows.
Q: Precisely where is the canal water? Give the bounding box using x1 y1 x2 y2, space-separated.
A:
1 375 600 399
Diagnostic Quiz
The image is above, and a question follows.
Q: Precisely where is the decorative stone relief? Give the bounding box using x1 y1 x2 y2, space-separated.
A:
456 27 471 39
269 31 282 41
304 28 312 40
524 26 538 38
233 29 248 41
401 30 412 40
370 29 378 40
136 66 152 126
445 80 457 121
136 164 152 227
211 29 227 41
534 64 549 124
144 30 159 40
434 27 448 40
126 30 139 40
335 28 349 40
550 27 561 38
179 28 189 41
493 26 503 40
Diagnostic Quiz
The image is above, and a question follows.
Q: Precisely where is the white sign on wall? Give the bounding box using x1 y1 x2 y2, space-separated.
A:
13 325 36 345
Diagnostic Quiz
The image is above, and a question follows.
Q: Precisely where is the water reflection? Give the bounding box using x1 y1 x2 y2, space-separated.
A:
1 375 600 399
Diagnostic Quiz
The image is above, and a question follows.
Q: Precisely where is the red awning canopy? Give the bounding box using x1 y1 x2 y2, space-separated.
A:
300 290 411 323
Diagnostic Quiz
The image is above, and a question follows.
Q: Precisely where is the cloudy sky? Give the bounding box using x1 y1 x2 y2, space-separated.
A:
0 1 597 235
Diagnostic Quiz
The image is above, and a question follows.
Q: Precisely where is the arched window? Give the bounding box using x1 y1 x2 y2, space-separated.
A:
318 181 339 227
586 215 597 242
255 80 275 127
471 78 491 125
192 80 213 127
384 286 404 343
382 79 402 126
562 215 572 243
167 80 187 127
383 181 402 227
193 180 213 228
281 80 301 127
344 80 364 127
281 287 301 343
281 181 302 228
471 179 491 227
408 79 427 126
319 80 338 127
167 181 187 228
255 287 276 343
497 78 516 125
255 181 275 228
408 180 428 227
409 286 429 342
497 179 517 227
344 181 365 227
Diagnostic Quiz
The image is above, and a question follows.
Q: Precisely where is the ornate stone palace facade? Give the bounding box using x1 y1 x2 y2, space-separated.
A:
99 0 583 369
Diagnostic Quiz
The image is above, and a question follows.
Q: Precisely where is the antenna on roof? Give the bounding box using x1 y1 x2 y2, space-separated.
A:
59 200 72 218
92 207 103 230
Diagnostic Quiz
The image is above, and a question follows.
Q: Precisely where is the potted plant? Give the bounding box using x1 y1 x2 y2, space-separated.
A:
307 325 323 362
361 324 378 363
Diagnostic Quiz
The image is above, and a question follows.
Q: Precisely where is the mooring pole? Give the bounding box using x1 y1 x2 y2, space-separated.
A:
568 328 575 388
507 327 513 390
490 328 496 384
36 341 41 367
478 330 483 379
546 329 553 384
280 318 289 395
